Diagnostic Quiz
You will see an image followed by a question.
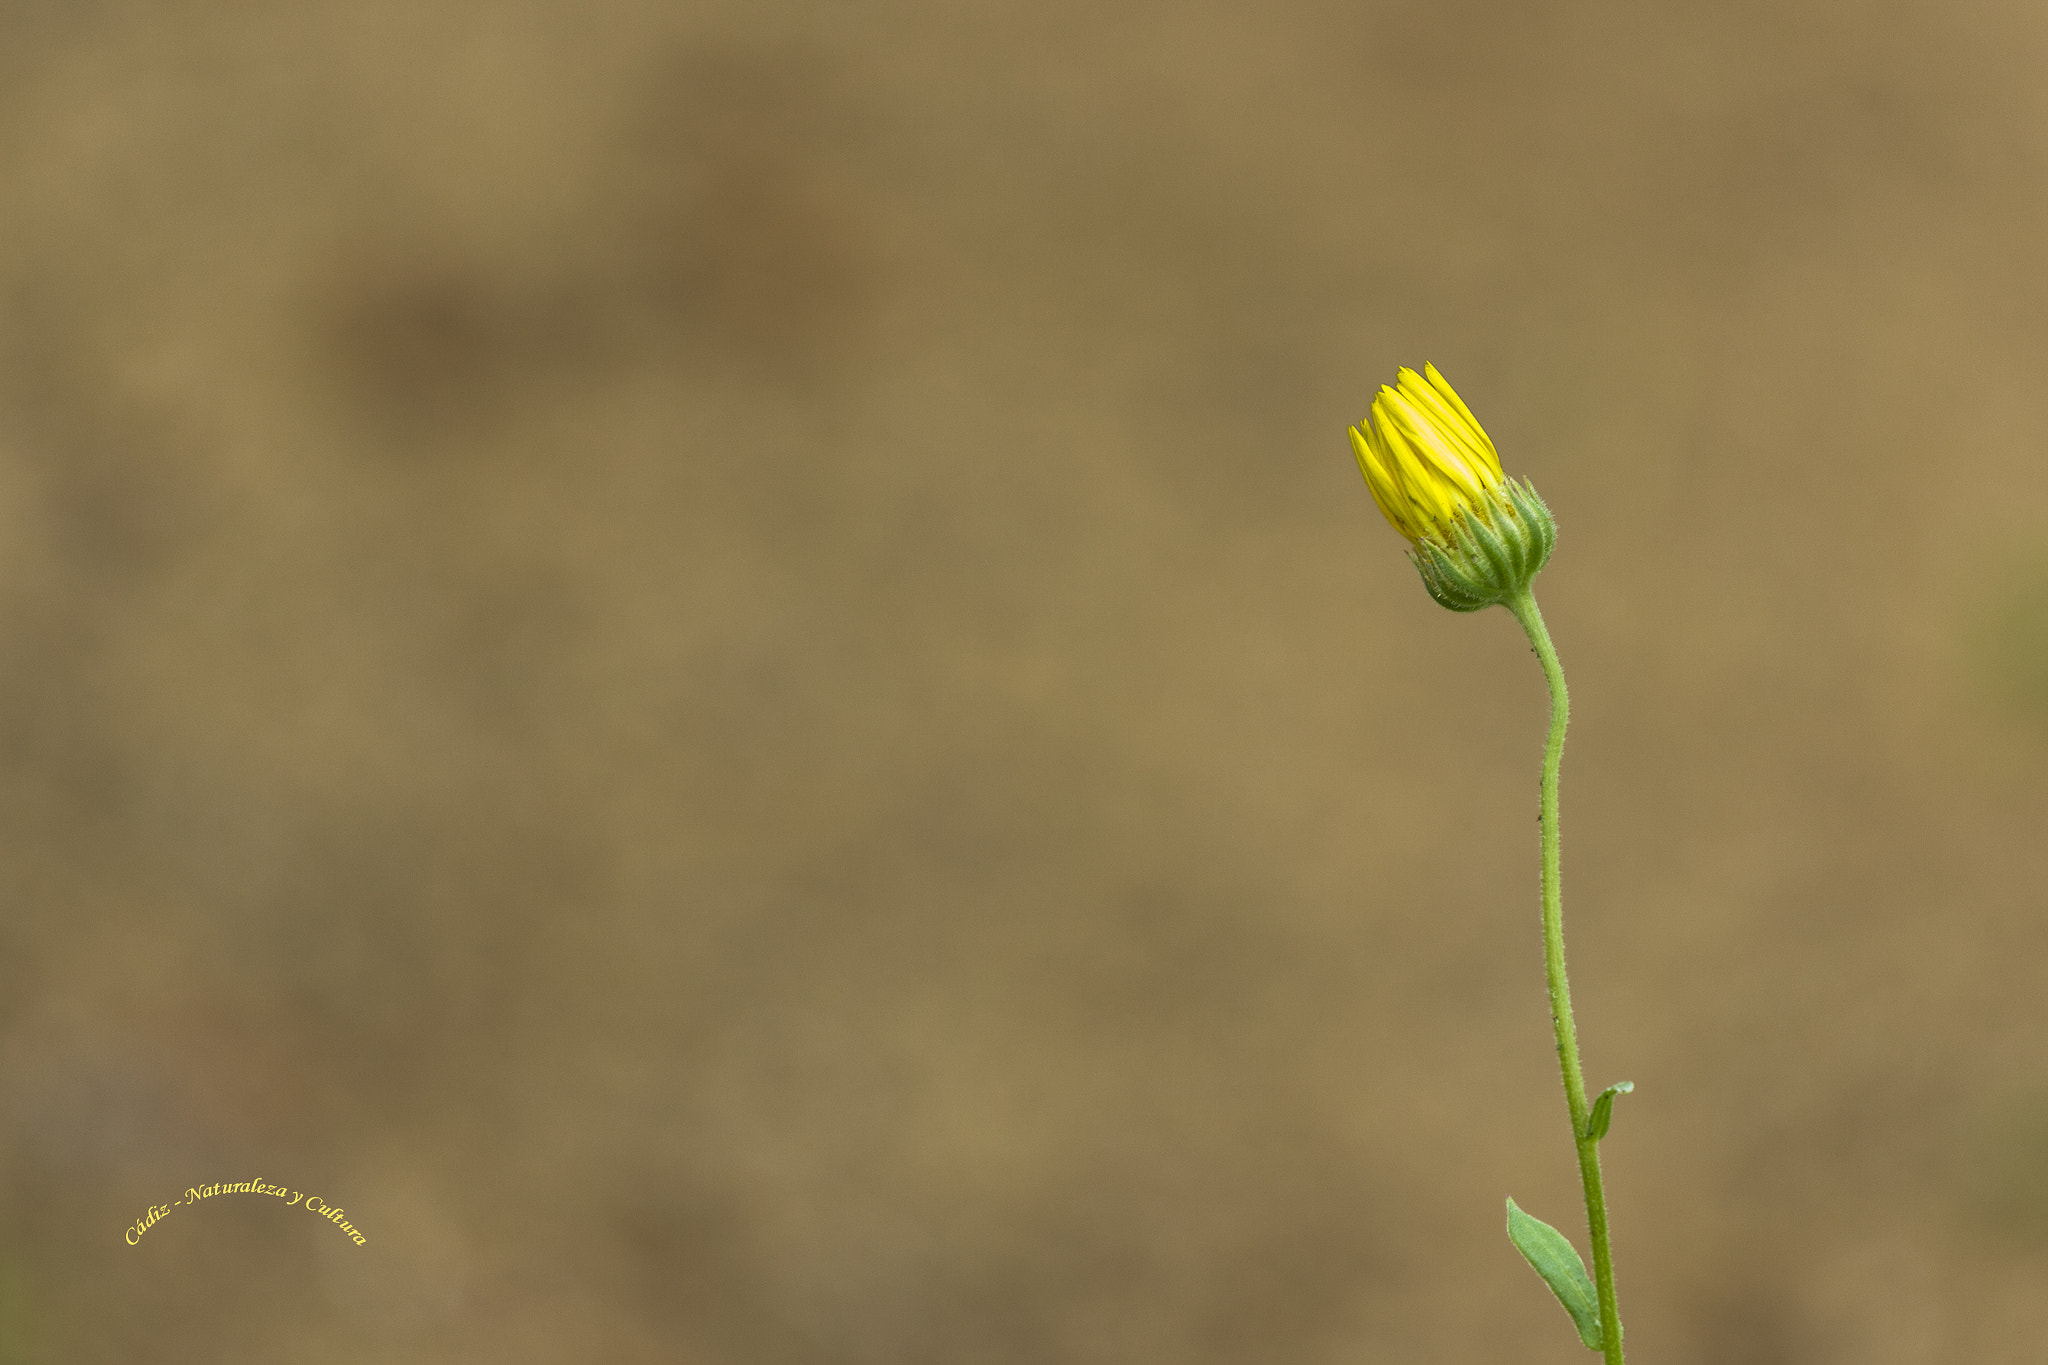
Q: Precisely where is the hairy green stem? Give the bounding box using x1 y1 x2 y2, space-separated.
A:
1503 586 1623 1365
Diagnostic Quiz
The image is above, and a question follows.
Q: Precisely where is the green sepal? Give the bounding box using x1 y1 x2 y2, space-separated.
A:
1584 1081 1633 1143
1505 1197 1604 1351
1408 479 1558 613
1411 541 1493 611
1462 506 1514 587
1506 479 1559 575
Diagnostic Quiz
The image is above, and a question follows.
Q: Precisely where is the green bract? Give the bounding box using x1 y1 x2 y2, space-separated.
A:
1410 478 1557 612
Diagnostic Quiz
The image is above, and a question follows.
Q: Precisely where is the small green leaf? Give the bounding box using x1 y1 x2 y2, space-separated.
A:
1584 1081 1634 1143
1505 1197 1603 1351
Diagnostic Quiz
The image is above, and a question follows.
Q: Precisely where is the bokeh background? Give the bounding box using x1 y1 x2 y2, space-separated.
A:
3 1 2048 1360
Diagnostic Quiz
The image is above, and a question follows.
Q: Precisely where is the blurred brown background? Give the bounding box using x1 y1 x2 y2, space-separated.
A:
3 1 2047 1361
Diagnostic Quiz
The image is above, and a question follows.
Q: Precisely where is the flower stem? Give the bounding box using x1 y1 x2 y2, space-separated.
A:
1503 587 1623 1365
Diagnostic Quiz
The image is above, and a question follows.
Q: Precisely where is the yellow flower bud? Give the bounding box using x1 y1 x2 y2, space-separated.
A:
1348 364 1556 611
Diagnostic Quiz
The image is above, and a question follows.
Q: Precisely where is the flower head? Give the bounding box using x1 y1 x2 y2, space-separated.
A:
1349 364 1556 611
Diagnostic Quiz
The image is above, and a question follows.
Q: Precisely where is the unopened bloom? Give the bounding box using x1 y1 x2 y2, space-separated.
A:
1349 364 1556 611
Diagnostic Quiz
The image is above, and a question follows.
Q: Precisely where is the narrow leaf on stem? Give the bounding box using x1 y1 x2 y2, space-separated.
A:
1506 1197 1604 1351
1584 1081 1634 1143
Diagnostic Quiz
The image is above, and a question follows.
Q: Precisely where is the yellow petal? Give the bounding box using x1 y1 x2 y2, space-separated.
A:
1350 424 1419 542
1358 421 1431 543
1421 363 1503 479
1371 404 1458 532
1385 379 1500 497
1377 388 1490 511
